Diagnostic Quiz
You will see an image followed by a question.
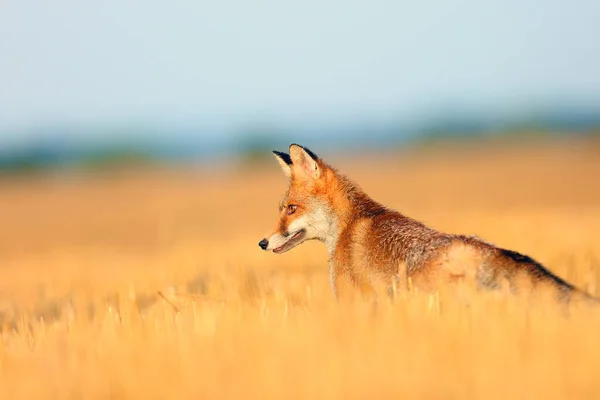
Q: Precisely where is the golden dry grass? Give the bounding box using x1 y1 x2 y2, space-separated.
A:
1 137 600 399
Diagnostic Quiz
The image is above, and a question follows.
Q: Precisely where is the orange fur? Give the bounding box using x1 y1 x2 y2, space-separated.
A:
260 144 599 306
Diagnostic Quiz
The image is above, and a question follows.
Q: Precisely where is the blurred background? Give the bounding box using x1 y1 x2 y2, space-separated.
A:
1 0 599 173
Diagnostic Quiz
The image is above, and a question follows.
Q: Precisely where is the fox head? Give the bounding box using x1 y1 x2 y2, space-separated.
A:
258 144 339 254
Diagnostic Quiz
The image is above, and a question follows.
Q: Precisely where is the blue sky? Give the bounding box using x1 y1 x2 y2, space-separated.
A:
1 0 599 146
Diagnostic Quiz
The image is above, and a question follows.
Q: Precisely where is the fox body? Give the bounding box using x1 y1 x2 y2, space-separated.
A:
259 144 597 304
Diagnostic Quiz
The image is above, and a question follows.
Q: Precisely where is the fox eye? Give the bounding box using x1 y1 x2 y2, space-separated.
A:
287 204 297 215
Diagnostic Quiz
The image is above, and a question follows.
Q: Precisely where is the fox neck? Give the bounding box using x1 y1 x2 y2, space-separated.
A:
318 168 386 257
309 199 340 257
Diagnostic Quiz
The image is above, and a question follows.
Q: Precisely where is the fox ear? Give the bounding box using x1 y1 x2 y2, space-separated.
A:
272 151 292 179
289 144 321 180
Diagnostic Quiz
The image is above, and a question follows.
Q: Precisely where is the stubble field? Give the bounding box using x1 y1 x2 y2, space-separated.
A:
1 138 600 399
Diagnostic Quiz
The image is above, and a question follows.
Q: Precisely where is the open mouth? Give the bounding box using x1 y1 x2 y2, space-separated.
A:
273 229 306 254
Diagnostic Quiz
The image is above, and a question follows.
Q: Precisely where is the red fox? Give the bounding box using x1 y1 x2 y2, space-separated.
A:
258 144 598 305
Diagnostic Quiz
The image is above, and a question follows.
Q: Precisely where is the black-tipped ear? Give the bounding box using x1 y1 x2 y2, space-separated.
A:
272 150 292 179
289 144 318 161
289 144 321 180
273 150 292 165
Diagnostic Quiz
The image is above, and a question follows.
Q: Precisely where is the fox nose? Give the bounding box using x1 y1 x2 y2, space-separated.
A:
258 238 269 250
